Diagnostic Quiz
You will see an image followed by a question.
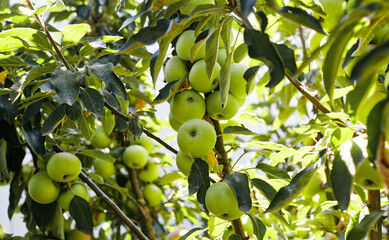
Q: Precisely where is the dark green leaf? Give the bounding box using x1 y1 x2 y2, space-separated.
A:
274 44 297 76
22 123 45 156
128 118 143 139
188 159 210 197
331 153 352 211
247 213 266 240
244 29 285 88
69 196 94 236
51 68 79 106
0 95 19 124
31 200 57 230
256 163 291 180
47 204 64 240
79 88 104 117
77 113 94 140
223 126 256 135
0 54 27 66
21 100 42 126
41 104 66 135
118 11 146 32
0 139 10 182
228 234 242 240
8 171 25 219
251 178 277 201
277 7 324 34
255 11 268 33
77 149 115 162
152 78 186 105
65 102 81 121
236 0 256 20
178 227 204 240
243 65 260 93
346 210 384 240
224 172 252 212
89 62 128 100
102 89 120 111
367 99 388 161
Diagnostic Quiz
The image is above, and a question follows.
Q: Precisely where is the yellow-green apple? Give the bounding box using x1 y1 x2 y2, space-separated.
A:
164 56 188 83
229 63 252 102
205 181 245 220
176 150 195 176
138 158 161 182
58 183 89 211
206 91 239 120
93 158 116 178
143 183 164 207
47 152 82 182
217 48 227 66
180 0 214 15
166 229 188 240
28 171 60 204
91 126 111 149
129 134 154 152
354 159 384 190
169 112 183 131
170 90 206 123
66 229 91 240
123 145 149 169
189 59 221 93
233 43 248 63
175 30 205 61
177 119 216 158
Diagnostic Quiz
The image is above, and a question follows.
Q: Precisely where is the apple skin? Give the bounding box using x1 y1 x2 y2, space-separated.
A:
138 158 161 182
58 183 89 211
354 159 384 190
206 91 239 120
28 171 60 204
143 183 164 207
66 229 91 240
93 158 116 178
164 56 188 83
229 63 251 100
176 150 195 176
180 0 214 15
170 90 206 123
129 134 154 152
177 119 217 158
123 145 149 169
175 30 205 61
166 229 188 240
189 59 221 93
47 152 82 182
91 126 111 149
169 112 183 132
205 182 245 220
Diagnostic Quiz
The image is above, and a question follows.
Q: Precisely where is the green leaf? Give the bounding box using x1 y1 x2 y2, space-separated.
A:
224 172 252 212
69 196 94 236
367 99 387 161
0 28 52 50
158 172 184 185
152 78 186 105
204 27 221 79
62 24 91 46
22 123 45 156
41 104 66 135
223 126 256 135
256 163 291 180
330 153 352 211
233 43 248 63
330 127 355 148
89 62 128 100
78 149 115 162
0 54 27 66
0 139 10 182
79 88 104 117
128 117 143 139
251 178 277 201
31 201 57 230
18 92 55 110
64 102 81 121
236 0 256 20
101 109 115 135
244 29 285 88
247 213 267 240
277 7 324 34
178 227 205 240
35 0 65 14
219 53 232 107
26 65 56 83
0 36 26 52
188 159 210 204
77 113 94 140
346 210 384 240
51 68 80 106
47 203 64 240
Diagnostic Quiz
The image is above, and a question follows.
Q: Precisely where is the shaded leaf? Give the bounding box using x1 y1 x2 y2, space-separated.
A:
69 196 94 236
77 113 94 140
256 163 291 180
188 159 210 200
31 201 57 230
277 7 324 34
247 213 266 240
65 102 81 121
251 178 277 201
236 0 256 20
0 54 27 66
41 104 66 135
224 172 252 212
79 88 104 117
223 126 256 135
330 153 352 211
274 44 297 76
8 171 25 219
128 118 143 139
0 140 10 182
152 78 186 105
367 99 388 161
77 149 115 162
346 210 384 240
51 68 79 106
102 89 120 111
22 123 45 156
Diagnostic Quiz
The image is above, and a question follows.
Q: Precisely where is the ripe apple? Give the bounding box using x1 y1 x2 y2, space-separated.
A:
164 56 188 83
180 0 214 15
91 126 112 149
58 183 89 211
170 90 206 123
175 30 205 61
28 171 60 204
129 134 154 152
205 181 244 220
123 145 149 169
169 112 183 132
176 150 195 176
93 158 116 178
206 91 239 120
229 63 252 100
138 158 161 182
354 159 384 190
189 59 221 93
177 119 216 158
47 152 82 182
143 183 164 207
66 229 91 240
166 229 188 240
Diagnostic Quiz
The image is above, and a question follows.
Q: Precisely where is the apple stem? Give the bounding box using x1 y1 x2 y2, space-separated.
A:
79 171 151 240
231 218 248 239
368 190 382 240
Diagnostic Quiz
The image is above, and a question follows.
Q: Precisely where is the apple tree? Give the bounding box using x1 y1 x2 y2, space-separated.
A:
0 0 389 239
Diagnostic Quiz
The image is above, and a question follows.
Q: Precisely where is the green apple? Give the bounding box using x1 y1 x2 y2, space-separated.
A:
47 152 82 182
164 56 188 83
93 158 116 178
123 145 149 169
91 126 112 149
28 171 60 204
180 0 214 15
92 211 106 226
217 48 227 66
66 229 91 240
233 43 248 63
229 63 251 99
58 183 89 211
206 91 239 120
143 183 164 207
354 159 384 190
175 30 205 61
169 112 183 132
189 59 221 93
129 134 154 152
177 119 217 158
170 90 206 123
176 150 195 176
138 158 161 182
205 181 245 220
166 229 188 240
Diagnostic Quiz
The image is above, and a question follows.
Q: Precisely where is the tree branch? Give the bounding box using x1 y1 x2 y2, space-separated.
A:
368 190 382 240
211 118 230 178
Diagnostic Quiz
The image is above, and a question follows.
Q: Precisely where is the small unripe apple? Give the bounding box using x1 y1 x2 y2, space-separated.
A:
166 229 188 240
175 30 205 61
123 145 149 169
189 59 221 93
229 63 251 99
206 91 239 120
143 183 164 207
129 134 154 152
217 48 227 66
138 158 161 182
28 171 60 204
176 150 195 176
169 112 183 132
93 158 116 178
66 229 91 240
58 183 89 211
91 126 112 149
47 152 82 182
177 119 216 158
164 56 188 83
170 90 206 123
233 43 248 63
354 159 384 190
